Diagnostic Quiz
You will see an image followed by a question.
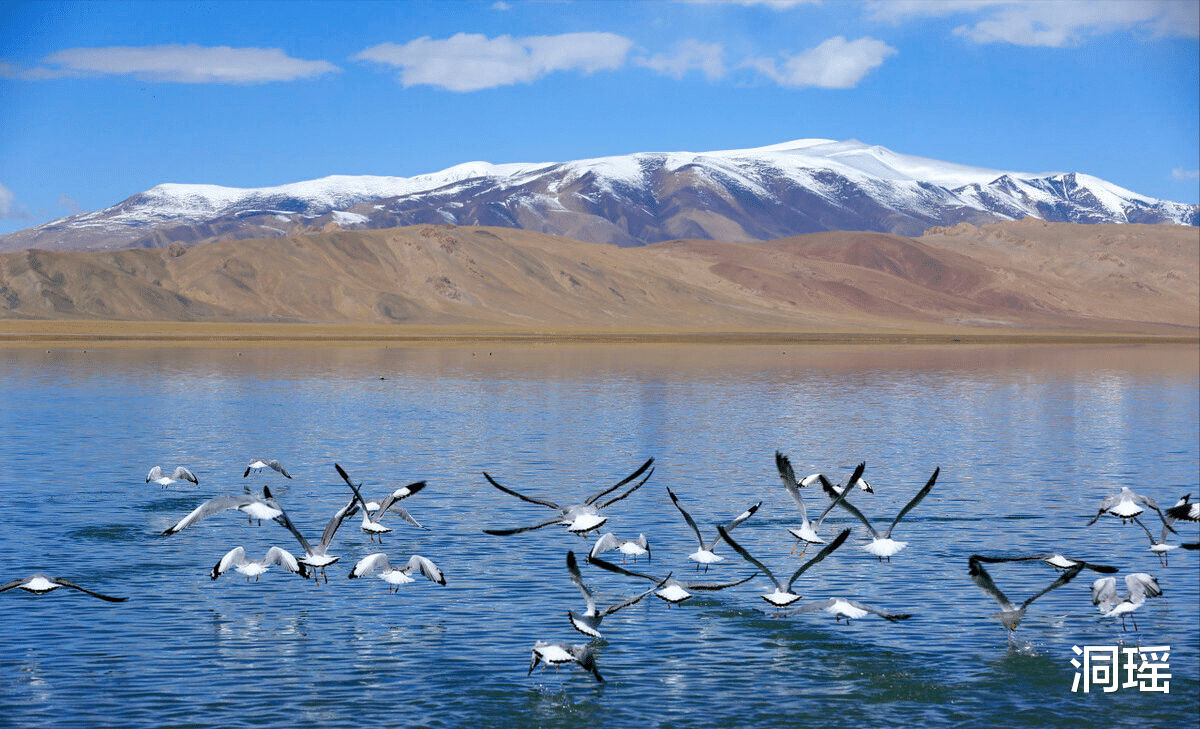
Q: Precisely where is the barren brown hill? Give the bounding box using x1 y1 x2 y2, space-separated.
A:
0 221 1195 338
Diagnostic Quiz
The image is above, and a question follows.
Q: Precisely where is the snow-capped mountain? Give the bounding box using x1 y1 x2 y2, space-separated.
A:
3 139 1195 253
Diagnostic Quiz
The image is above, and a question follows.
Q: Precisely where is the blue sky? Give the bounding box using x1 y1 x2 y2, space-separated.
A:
1 0 1197 236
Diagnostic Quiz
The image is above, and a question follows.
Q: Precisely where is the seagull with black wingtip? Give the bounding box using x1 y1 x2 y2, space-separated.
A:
1 574 127 602
483 457 654 538
823 467 939 561
566 551 665 638
666 486 761 571
587 553 757 607
335 463 428 542
968 555 1086 632
777 453 861 556
717 525 851 608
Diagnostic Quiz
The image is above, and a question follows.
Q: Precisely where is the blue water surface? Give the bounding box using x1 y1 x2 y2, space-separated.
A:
0 343 1197 729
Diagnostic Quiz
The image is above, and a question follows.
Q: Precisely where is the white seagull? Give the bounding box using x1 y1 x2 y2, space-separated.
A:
825 467 939 561
1131 515 1184 567
273 494 360 584
1092 573 1163 632
565 551 664 638
778 597 911 625
336 463 428 542
483 458 654 537
146 466 199 488
349 553 446 592
967 553 1119 575
0 574 127 602
588 532 650 563
1086 486 1165 525
968 555 1085 632
717 525 851 608
244 458 292 479
587 554 757 606
667 486 761 571
159 486 284 535
211 546 308 581
529 641 603 682
777 453 861 556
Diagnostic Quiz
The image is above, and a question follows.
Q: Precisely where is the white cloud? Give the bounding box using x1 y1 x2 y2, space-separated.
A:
745 35 897 88
1171 168 1200 181
685 0 820 7
636 40 726 80
0 183 31 221
355 32 633 92
27 44 338 83
491 1 511 9
869 1 1199 47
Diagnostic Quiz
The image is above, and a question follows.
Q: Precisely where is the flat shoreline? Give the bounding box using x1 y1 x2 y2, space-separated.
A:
1 320 1196 347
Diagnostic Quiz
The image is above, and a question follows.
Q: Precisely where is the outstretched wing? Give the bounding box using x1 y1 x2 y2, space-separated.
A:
596 466 655 509
318 495 360 550
375 482 427 517
968 556 1016 611
483 515 564 536
715 524 779 591
212 546 249 579
776 451 811 525
681 571 759 592
52 578 128 602
600 572 671 617
883 467 938 538
825 484 879 539
586 555 661 584
483 472 560 510
814 463 864 529
784 528 850 592
402 555 446 585
172 466 199 485
666 487 706 550
566 551 597 615
585 457 655 506
350 552 393 579
1021 564 1084 610
160 495 259 536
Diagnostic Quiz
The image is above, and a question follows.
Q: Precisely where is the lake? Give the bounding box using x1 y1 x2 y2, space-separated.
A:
1 342 1197 728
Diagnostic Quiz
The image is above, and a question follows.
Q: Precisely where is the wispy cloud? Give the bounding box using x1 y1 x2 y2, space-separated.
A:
1171 167 1200 181
355 33 633 92
636 40 726 80
0 183 31 221
868 0 1199 47
744 36 897 88
8 44 339 83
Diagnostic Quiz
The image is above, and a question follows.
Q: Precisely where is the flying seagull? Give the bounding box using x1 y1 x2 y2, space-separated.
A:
967 553 1119 574
483 457 654 537
0 574 127 602
587 554 757 606
566 551 664 638
335 463 427 542
1131 515 1184 567
1092 573 1163 632
666 486 761 571
529 641 603 682
968 555 1085 632
1086 486 1167 526
824 467 940 561
146 466 199 488
777 453 861 556
244 458 292 479
211 546 308 581
160 486 284 535
778 597 911 625
588 532 650 563
349 553 446 592
717 525 851 607
273 493 359 584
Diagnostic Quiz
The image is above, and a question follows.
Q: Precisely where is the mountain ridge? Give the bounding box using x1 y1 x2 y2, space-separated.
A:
3 139 1195 254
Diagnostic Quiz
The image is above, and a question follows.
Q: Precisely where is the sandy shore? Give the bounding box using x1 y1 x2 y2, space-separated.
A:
1 319 1195 347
